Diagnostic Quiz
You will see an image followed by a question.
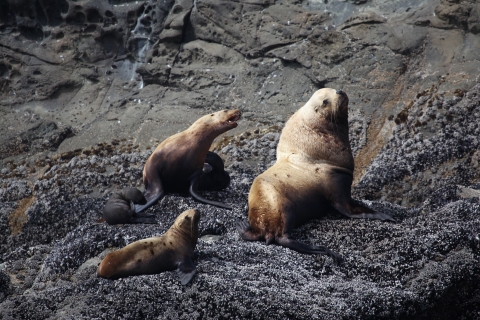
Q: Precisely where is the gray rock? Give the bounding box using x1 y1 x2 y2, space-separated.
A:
1 0 480 318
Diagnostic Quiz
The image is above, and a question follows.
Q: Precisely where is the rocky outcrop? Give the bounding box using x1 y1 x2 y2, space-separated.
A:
1 0 480 318
0 113 479 318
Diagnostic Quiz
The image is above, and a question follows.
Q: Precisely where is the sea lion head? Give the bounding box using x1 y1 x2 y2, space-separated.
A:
304 88 349 125
277 88 353 169
120 187 147 204
172 209 201 244
193 109 242 135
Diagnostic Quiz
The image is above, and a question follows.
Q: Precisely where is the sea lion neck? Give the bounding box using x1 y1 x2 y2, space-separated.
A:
171 223 198 247
306 116 350 142
186 122 226 145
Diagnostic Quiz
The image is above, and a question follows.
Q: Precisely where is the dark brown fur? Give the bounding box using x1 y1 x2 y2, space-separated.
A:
103 187 152 225
135 110 241 213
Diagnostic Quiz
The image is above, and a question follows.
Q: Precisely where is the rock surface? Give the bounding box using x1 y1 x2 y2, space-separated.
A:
1 0 480 319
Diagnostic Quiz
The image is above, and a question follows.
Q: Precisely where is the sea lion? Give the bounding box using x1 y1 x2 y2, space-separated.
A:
237 88 394 263
103 187 156 225
197 151 231 191
97 209 200 285
135 109 241 213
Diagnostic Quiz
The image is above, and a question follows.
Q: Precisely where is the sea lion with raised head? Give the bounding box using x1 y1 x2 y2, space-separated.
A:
135 109 241 213
237 88 394 263
97 209 200 285
103 187 156 224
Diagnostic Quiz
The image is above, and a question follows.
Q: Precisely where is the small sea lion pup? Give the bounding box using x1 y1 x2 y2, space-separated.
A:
237 88 394 263
98 209 200 285
135 109 241 213
103 187 156 224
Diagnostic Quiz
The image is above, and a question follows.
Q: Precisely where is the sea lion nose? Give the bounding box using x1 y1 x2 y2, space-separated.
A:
336 90 345 96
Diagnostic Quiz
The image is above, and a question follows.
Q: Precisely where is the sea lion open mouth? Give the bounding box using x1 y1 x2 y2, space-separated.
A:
226 112 241 125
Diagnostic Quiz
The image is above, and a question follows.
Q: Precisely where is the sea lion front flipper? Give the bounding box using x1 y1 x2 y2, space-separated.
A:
189 171 233 210
276 236 343 264
333 201 395 222
177 258 197 285
136 162 166 213
134 190 165 214
236 220 263 241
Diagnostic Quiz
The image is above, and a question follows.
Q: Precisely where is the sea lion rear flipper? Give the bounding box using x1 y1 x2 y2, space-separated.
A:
189 172 233 210
276 236 343 264
333 201 395 222
236 220 263 241
134 191 165 214
177 258 196 285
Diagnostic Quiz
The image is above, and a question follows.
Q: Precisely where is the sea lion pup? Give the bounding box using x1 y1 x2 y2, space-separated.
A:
135 109 241 213
97 209 200 285
103 187 156 225
237 88 394 263
197 151 231 191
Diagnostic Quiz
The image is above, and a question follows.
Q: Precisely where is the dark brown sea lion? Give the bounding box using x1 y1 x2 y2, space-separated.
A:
135 109 241 213
237 88 394 263
97 209 200 285
103 187 156 224
197 151 231 191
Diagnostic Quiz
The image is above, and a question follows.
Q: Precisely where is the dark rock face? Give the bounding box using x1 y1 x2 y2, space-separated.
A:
1 0 480 318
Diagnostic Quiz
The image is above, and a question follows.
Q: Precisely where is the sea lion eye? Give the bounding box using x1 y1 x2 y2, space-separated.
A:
211 114 214 116
323 99 329 105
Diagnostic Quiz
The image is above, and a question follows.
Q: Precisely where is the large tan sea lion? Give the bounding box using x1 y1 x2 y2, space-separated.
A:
97 209 200 285
135 109 241 213
237 88 394 263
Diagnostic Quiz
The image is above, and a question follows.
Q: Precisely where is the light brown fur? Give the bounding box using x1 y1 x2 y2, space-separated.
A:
238 88 393 262
98 209 200 284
